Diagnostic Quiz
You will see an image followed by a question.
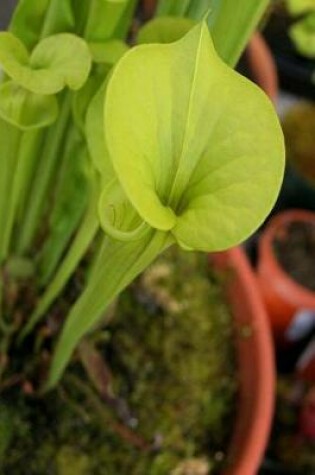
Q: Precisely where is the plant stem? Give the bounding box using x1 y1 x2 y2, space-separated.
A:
83 0 137 41
16 94 72 255
0 123 22 263
209 0 271 67
2 131 44 260
40 0 75 38
46 231 171 390
19 174 100 340
15 131 45 223
37 130 90 285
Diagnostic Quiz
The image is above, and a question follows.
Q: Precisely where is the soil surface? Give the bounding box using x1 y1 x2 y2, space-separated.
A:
274 221 315 291
263 376 315 475
0 249 237 475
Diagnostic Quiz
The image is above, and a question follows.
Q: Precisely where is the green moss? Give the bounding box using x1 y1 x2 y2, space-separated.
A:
1 249 236 474
56 446 90 475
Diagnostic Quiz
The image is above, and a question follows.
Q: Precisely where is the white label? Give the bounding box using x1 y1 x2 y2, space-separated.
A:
286 309 315 342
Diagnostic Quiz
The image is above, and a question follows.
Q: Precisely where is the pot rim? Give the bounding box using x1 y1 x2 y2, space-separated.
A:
259 209 315 304
211 246 275 475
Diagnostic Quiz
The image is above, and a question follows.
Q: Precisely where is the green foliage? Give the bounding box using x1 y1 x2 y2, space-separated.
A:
9 0 78 48
0 81 58 130
56 447 90 475
0 0 283 396
105 21 284 251
156 0 271 66
89 40 129 65
37 131 91 284
137 17 196 44
286 0 315 57
289 11 315 58
0 32 92 94
84 0 135 41
9 0 52 48
207 0 271 66
48 16 284 388
286 0 315 15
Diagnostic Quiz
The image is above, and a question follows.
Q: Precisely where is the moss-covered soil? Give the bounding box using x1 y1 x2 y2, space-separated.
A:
0 249 237 474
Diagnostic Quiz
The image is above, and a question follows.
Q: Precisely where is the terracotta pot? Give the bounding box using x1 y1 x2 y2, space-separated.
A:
211 246 275 475
246 32 279 103
257 210 315 341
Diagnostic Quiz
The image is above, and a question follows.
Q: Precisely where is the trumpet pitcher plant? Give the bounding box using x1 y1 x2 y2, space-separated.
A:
0 0 284 390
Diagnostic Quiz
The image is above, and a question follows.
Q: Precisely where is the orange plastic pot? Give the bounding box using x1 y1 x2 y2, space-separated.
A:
257 210 315 340
211 246 275 475
246 32 279 103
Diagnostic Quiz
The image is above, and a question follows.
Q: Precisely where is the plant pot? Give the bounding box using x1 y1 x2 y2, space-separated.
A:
212 246 275 475
1 247 274 475
257 210 315 342
246 32 279 103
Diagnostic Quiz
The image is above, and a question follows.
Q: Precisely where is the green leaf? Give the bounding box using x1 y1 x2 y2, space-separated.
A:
137 17 196 44
208 0 270 66
156 0 192 16
47 231 170 390
0 121 21 262
155 0 215 20
30 33 92 93
16 95 72 255
111 0 139 39
19 173 100 340
47 17 285 389
187 0 215 20
0 32 92 95
86 80 115 180
9 0 51 49
98 178 150 241
286 0 315 15
9 0 79 48
289 12 315 58
84 0 131 41
38 133 90 284
72 76 104 133
72 42 128 133
39 0 76 37
0 32 29 73
105 21 285 252
89 40 129 64
0 81 58 130
157 0 270 67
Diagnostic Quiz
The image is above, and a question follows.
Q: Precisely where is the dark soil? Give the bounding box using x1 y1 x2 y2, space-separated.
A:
274 221 315 291
262 377 315 475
